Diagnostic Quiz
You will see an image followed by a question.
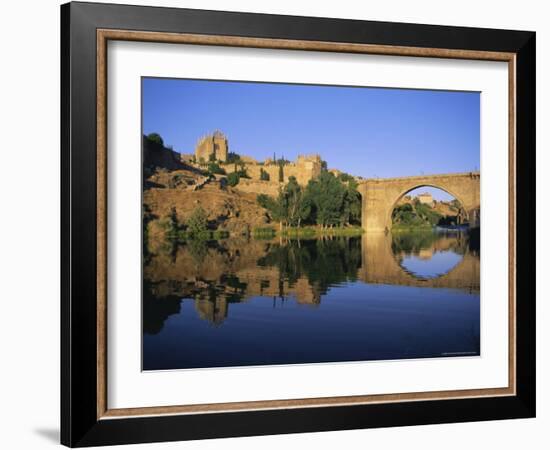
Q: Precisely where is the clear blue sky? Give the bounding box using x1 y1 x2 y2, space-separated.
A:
143 78 479 201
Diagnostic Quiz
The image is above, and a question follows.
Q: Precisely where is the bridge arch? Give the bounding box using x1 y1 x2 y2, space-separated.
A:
357 172 480 233
387 183 468 230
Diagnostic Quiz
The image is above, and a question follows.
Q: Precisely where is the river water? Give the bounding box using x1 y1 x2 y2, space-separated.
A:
143 230 480 370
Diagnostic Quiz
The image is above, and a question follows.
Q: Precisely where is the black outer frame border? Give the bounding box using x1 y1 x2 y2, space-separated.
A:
60 1 536 447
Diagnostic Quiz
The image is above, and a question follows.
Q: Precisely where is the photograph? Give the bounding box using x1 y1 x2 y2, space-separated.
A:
141 78 481 371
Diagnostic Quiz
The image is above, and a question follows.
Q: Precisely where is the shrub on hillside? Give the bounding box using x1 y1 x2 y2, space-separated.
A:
227 172 240 186
207 162 226 175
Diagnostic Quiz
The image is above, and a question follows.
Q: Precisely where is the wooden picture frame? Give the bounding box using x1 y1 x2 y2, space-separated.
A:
61 1 535 447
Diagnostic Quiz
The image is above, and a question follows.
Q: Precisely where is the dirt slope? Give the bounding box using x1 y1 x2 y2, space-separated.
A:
144 167 271 241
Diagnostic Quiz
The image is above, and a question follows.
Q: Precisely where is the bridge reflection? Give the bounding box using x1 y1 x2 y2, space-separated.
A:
143 232 480 331
358 232 479 292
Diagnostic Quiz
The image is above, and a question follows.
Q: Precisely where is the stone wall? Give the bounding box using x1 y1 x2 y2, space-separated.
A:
232 178 282 197
180 153 194 163
417 193 434 204
221 154 322 187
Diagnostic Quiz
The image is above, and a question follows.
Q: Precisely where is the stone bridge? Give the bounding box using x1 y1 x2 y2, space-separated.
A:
357 172 480 233
358 233 480 292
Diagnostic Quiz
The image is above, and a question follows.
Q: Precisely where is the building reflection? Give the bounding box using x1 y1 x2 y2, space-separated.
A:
143 231 479 332
194 295 228 325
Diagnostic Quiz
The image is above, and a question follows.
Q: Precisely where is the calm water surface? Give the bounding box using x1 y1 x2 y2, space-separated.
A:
143 231 480 370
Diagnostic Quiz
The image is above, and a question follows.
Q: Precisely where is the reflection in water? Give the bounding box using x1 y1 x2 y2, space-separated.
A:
392 231 471 280
143 231 480 370
401 251 463 279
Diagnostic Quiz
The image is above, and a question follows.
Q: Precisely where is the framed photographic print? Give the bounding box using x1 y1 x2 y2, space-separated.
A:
61 2 536 447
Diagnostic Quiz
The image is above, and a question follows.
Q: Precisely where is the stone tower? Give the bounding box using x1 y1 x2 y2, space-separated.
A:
194 130 228 162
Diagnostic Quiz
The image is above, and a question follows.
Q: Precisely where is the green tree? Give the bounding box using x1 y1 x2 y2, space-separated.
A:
278 162 284 182
305 172 346 228
257 173 358 230
392 203 417 225
146 132 164 146
257 192 287 231
226 152 240 163
284 176 310 227
187 206 208 235
337 172 354 183
227 172 240 187
415 202 442 225
340 178 362 226
391 201 442 227
296 195 312 228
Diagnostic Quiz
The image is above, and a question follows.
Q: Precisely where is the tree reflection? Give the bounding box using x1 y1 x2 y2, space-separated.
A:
142 281 182 335
257 238 362 294
143 232 479 332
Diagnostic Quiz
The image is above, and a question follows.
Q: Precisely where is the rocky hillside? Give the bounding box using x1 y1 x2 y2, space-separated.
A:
144 166 270 246
432 200 459 216
397 196 459 216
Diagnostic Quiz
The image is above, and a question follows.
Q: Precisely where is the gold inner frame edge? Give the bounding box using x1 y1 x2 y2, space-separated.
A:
96 29 517 420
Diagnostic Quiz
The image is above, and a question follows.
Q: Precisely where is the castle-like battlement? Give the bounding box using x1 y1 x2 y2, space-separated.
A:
191 132 323 189
195 130 228 162
296 154 322 163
